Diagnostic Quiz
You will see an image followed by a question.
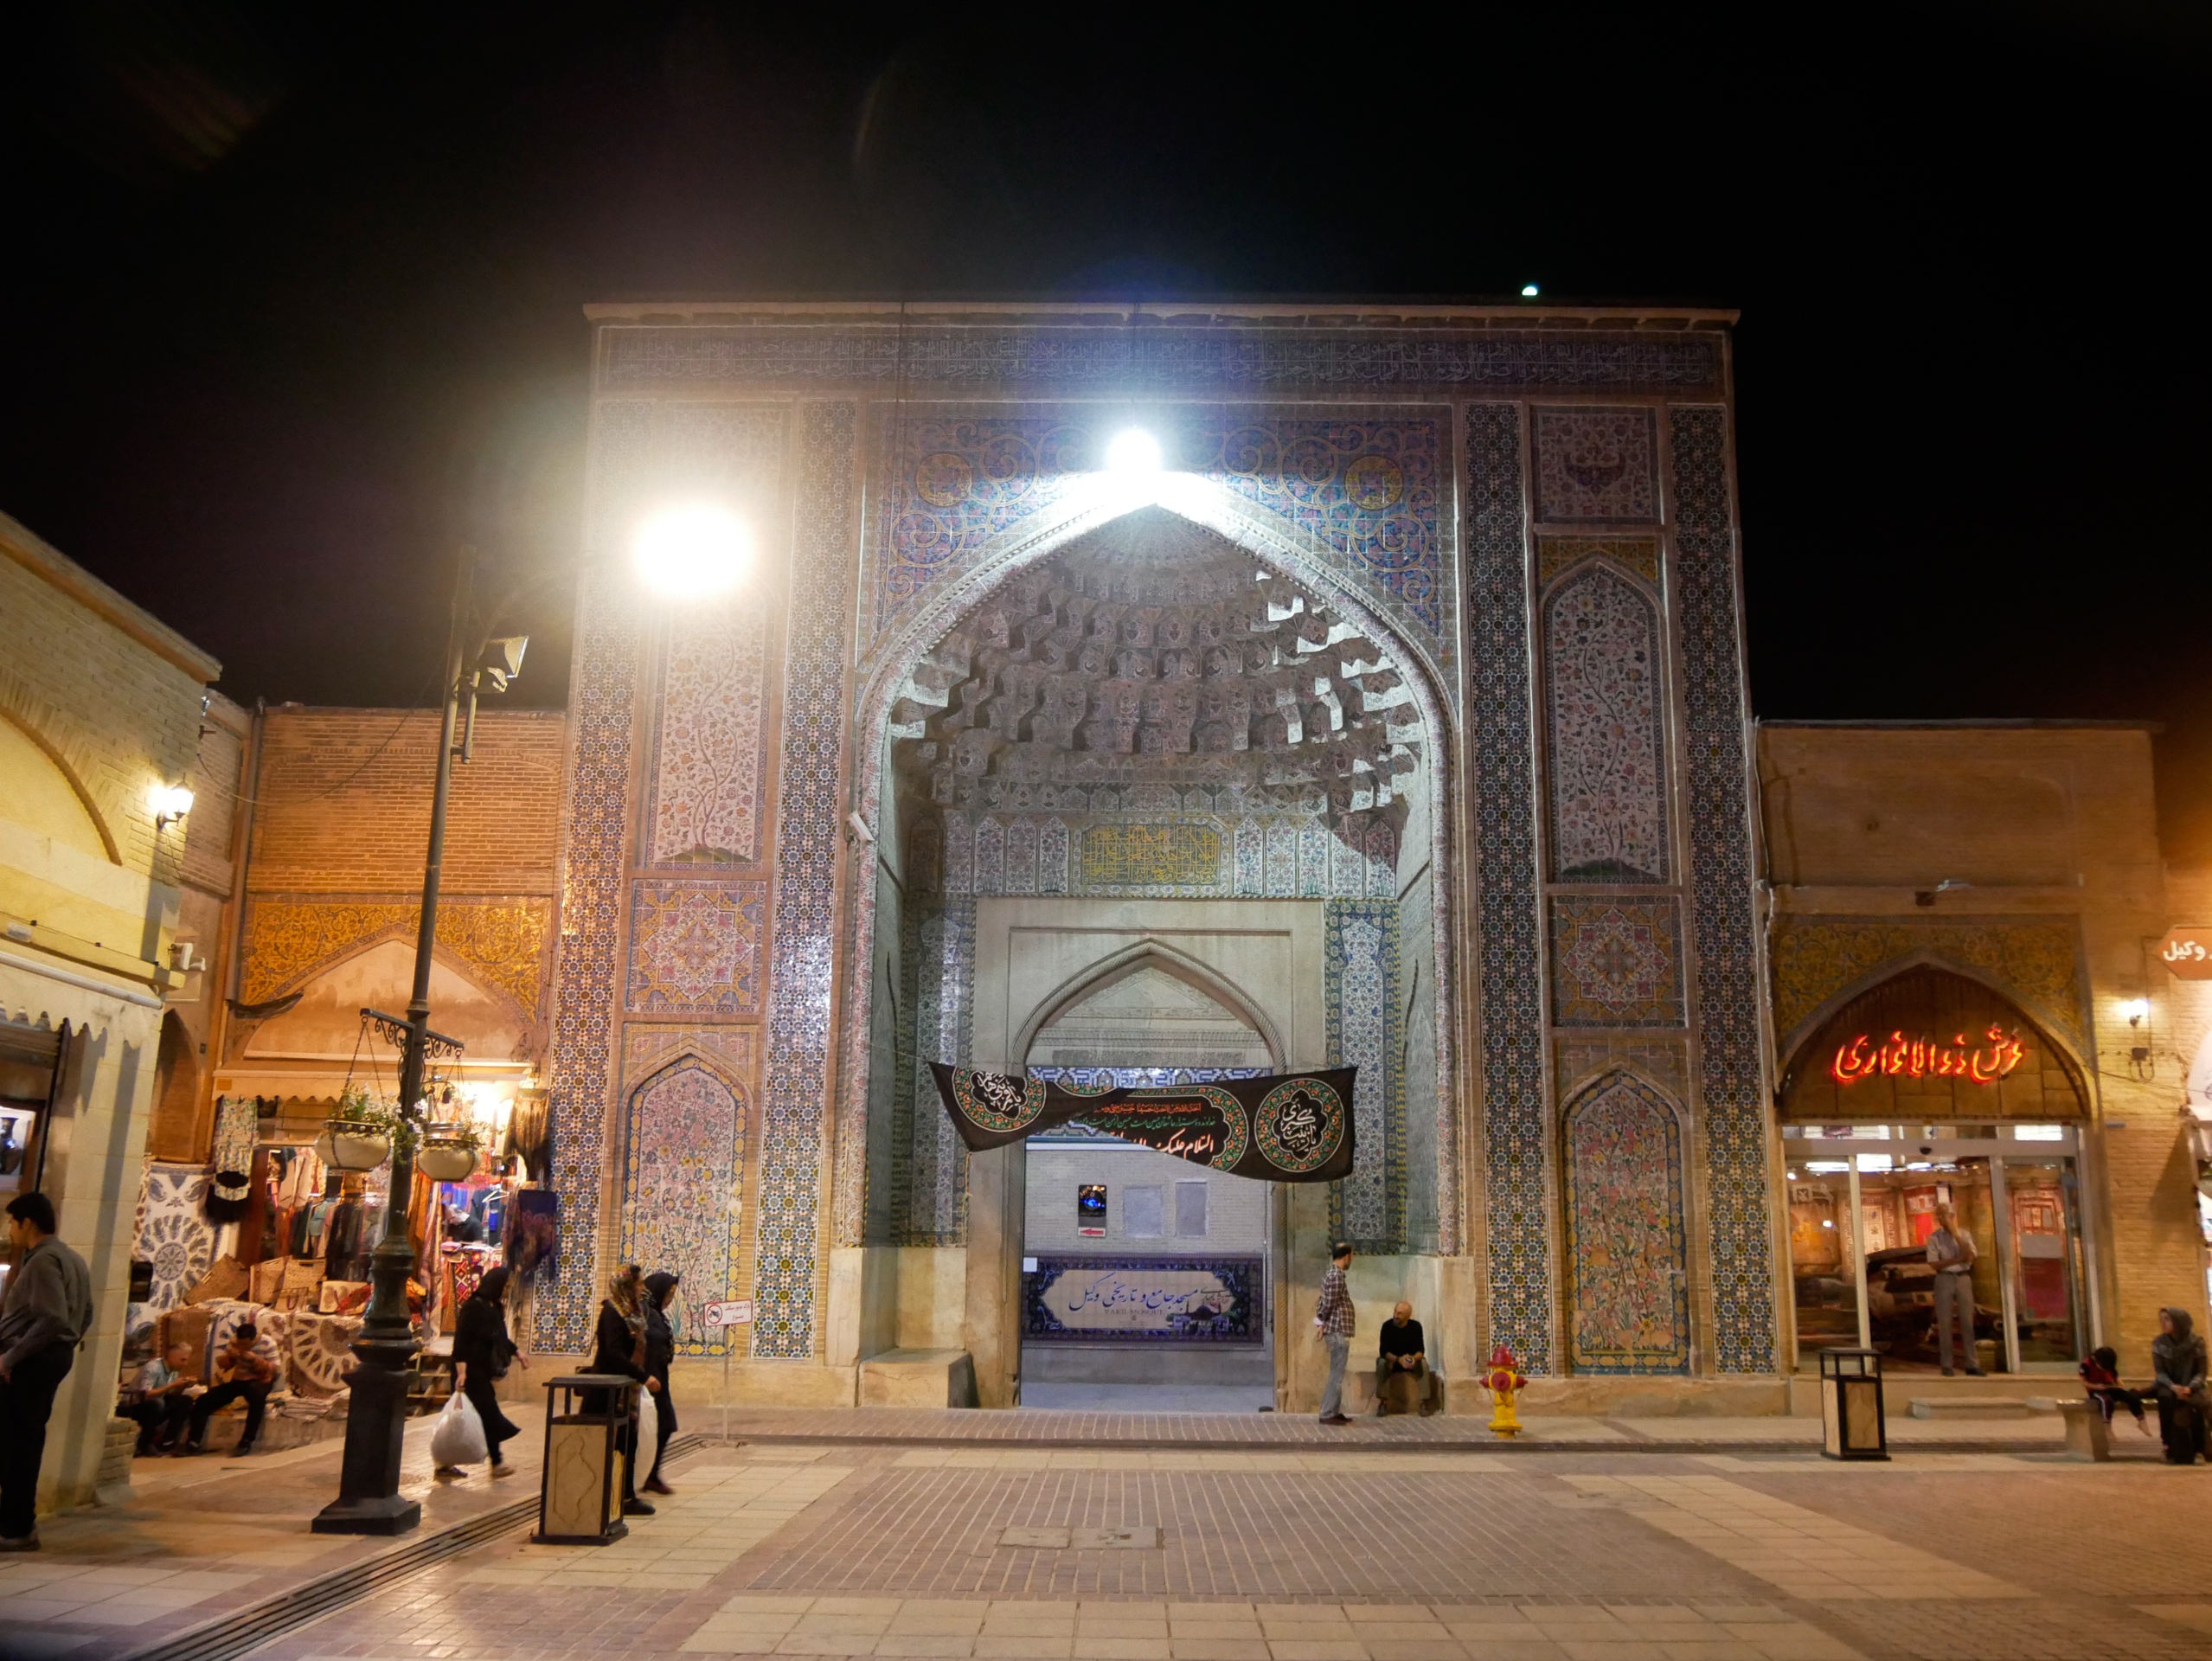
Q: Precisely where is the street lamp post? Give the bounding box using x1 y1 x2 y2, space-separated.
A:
314 552 517 1535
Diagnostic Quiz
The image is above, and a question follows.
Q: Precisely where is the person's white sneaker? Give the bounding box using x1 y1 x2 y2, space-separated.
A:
490 1461 516 1478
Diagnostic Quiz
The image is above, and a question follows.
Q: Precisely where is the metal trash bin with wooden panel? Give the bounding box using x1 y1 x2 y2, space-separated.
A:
1818 1346 1888 1461
535 1375 640 1544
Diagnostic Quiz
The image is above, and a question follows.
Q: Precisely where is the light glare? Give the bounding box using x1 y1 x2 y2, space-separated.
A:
1521 283 1540 297
634 503 753 598
1106 428 1163 477
149 785 194 822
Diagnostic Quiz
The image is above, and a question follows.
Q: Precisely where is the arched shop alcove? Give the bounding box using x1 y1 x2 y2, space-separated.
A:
1776 963 2093 1377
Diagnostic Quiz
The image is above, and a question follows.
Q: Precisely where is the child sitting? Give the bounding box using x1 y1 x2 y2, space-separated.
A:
2080 1345 2151 1435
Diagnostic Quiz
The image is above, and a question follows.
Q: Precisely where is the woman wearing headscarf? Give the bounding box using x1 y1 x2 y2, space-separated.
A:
584 1263 655 1516
641 1271 681 1495
2152 1306 2209 1465
452 1265 525 1476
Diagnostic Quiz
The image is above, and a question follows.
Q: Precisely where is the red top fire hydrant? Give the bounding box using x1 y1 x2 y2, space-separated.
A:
1481 1344 1528 1440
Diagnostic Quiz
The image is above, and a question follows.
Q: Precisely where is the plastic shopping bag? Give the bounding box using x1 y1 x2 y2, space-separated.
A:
431 1388 489 1466
636 1382 658 1462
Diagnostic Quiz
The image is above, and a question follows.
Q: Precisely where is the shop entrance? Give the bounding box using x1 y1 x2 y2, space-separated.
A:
1777 961 2093 1376
1784 1123 2087 1374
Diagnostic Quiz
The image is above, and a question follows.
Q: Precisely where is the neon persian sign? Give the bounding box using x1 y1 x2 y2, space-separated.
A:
1831 1026 2027 1086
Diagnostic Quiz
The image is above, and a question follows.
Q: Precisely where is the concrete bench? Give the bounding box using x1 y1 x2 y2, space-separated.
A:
2056 1397 2110 1460
1906 1395 2037 1420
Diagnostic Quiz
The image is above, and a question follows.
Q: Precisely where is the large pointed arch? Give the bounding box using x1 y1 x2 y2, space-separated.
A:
830 480 1466 1254
1010 937 1287 1074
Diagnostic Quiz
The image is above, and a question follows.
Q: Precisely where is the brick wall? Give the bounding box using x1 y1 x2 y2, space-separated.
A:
247 707 567 895
0 513 216 889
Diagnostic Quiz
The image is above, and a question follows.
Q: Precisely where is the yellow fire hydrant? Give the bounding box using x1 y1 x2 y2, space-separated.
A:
1481 1344 1528 1440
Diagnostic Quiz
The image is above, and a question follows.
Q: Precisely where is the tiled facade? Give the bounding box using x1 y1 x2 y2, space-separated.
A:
542 304 1782 1386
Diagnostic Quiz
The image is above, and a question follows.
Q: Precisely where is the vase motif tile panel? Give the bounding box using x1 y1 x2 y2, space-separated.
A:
1670 403 1776 1375
1544 565 1669 884
648 593 770 866
1564 1073 1690 1374
619 1057 746 1356
1533 407 1659 523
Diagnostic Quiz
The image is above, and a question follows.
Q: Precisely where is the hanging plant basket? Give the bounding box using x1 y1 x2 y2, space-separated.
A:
417 1139 478 1183
327 1119 393 1172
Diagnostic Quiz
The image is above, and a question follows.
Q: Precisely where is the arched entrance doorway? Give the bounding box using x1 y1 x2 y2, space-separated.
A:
851 503 1449 1407
1776 963 2093 1376
1019 956 1279 1409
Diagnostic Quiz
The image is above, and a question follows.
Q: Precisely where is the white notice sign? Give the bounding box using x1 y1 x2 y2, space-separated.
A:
703 1299 753 1328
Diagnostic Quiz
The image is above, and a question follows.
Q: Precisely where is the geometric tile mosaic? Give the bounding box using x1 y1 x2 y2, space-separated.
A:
751 401 857 1359
1465 401 1553 1372
1533 407 1659 523
1548 896 1687 1028
539 566 643 1353
1324 899 1406 1254
1563 1072 1690 1375
625 878 766 1016
1537 535 1662 588
1670 403 1777 1375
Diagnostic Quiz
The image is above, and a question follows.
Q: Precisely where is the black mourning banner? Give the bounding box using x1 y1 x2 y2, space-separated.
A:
928 1065 1356 1183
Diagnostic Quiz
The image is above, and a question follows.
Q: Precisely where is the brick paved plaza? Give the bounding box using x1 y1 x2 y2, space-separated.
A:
6 1418 2212 1661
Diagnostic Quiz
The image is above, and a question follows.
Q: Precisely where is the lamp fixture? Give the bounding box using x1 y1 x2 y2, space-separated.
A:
2122 998 2149 1028
150 784 195 829
1105 428 1163 478
633 502 753 598
1520 283 1540 298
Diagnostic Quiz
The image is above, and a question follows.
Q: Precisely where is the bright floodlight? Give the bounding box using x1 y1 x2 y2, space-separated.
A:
1106 428 1163 477
633 503 753 598
1521 283 1540 297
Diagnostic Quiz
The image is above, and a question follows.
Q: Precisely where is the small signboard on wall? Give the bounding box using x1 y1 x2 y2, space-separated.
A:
702 1300 753 1328
1077 1184 1106 1236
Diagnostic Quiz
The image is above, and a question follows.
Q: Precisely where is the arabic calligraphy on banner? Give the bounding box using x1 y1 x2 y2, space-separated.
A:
2162 927 2212 981
1831 1026 2028 1086
1022 1254 1264 1345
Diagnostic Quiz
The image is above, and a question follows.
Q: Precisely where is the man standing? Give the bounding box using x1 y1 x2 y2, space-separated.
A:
1 1192 94 1551
1927 1201 1984 1377
1314 1241 1355 1426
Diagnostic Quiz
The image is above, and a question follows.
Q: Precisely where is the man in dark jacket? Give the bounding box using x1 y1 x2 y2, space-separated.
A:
641 1271 681 1495
2 1192 93 1550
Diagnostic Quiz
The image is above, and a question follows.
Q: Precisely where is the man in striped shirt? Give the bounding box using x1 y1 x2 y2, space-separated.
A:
1314 1241 1355 1425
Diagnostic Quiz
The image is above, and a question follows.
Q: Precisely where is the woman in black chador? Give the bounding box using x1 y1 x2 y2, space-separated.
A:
641 1271 681 1495
585 1263 656 1516
452 1266 524 1476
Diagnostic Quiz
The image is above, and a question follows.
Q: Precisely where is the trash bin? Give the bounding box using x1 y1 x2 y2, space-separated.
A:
1818 1347 1888 1461
535 1374 641 1543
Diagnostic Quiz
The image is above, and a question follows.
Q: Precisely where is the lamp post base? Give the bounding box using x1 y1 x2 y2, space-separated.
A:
311 1331 423 1536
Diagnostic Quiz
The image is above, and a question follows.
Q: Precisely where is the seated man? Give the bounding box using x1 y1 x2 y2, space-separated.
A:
123 1343 198 1455
183 1321 279 1456
1374 1301 1442 1416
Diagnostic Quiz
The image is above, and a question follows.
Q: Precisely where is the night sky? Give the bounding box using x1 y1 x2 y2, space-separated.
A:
4 7 2209 847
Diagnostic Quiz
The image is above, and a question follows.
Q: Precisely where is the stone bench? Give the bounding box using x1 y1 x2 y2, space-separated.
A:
2056 1397 2110 1460
1906 1395 2038 1420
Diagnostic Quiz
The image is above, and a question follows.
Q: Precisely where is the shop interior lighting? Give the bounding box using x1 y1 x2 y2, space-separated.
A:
1106 429 1163 478
633 503 753 598
1856 1153 1893 1171
2013 1124 2065 1141
149 784 195 828
1805 1159 1850 1173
